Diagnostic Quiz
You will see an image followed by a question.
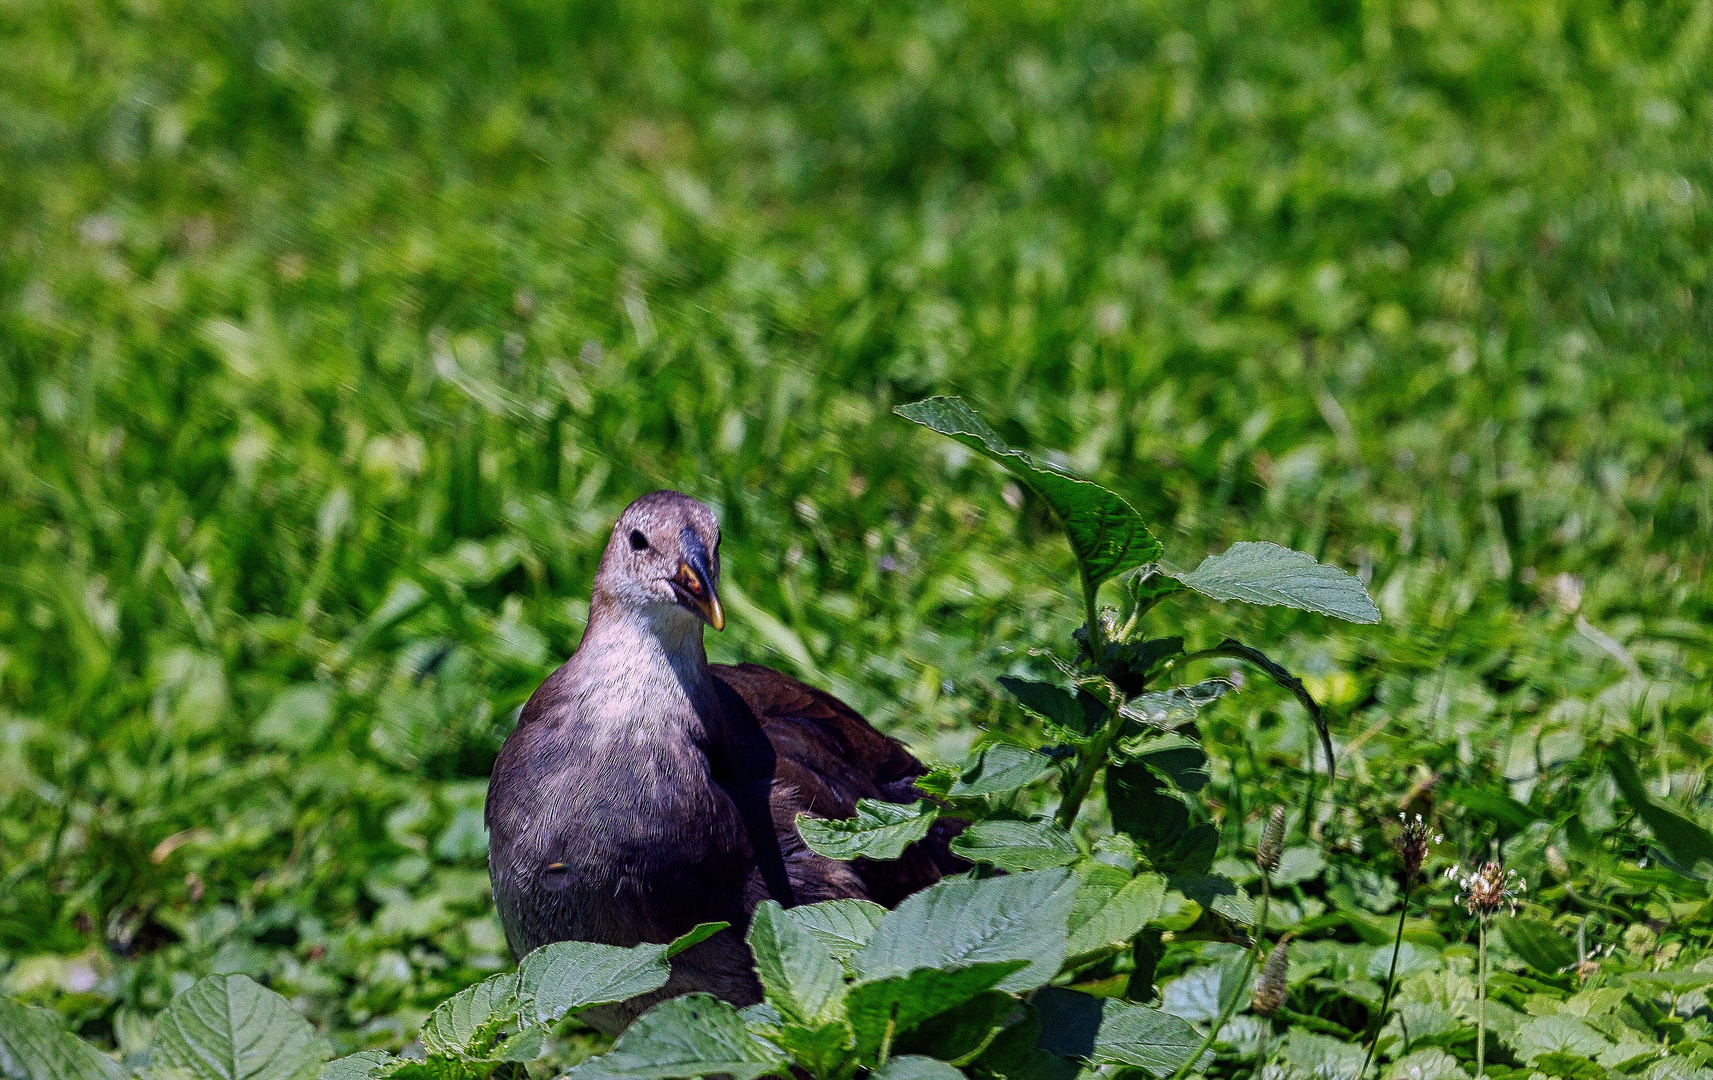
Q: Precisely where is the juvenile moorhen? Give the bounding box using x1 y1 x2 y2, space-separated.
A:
486 491 954 1031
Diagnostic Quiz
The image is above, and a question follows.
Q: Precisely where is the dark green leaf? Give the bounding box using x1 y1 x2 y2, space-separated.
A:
896 398 1161 584
517 940 672 1025
894 991 1017 1063
1607 746 1713 877
0 998 128 1080
1444 786 1541 834
797 799 939 861
153 974 328 1080
997 678 1104 739
852 869 1079 993
1174 541 1380 623
1497 916 1578 976
746 901 847 1026
950 819 1081 872
318 1052 403 1080
564 994 788 1080
846 963 1025 1052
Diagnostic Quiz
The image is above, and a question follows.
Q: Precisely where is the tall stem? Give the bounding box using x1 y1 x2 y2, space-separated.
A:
1167 877 1272 1080
1477 920 1488 1080
1056 569 1115 830
1359 880 1414 1080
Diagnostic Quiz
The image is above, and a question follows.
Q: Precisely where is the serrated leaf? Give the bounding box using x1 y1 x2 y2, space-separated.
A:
746 901 848 1026
419 971 520 1058
1089 999 1202 1077
846 963 1025 1052
852 869 1078 994
870 1056 967 1080
153 974 327 1080
950 819 1081 872
1067 872 1167 959
1510 1015 1610 1064
896 397 1161 584
947 743 1052 797
781 899 889 963
517 940 672 1025
1174 541 1379 623
798 799 939 861
997 679 1104 739
1122 680 1234 733
318 1051 403 1080
1497 916 1578 976
0 997 129 1080
564 994 788 1080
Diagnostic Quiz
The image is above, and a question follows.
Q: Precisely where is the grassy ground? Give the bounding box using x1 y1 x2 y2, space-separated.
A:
2 0 1710 1075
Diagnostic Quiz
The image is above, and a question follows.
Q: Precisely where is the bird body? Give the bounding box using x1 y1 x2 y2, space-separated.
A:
486 492 950 1030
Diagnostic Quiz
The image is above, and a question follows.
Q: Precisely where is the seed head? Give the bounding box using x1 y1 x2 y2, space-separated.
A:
1251 938 1291 1015
1445 859 1526 918
1256 807 1286 874
1394 813 1442 881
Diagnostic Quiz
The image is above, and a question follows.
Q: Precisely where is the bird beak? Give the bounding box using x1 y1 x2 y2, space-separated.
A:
672 558 725 631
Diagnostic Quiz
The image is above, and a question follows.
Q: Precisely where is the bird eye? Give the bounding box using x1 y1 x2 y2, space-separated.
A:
629 530 649 551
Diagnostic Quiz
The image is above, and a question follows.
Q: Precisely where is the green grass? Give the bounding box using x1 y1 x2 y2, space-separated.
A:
2 0 1710 1073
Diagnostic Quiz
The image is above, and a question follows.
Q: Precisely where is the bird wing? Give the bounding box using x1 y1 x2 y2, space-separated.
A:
709 662 962 908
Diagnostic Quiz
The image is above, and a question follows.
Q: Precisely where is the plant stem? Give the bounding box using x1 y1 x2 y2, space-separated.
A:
1166 876 1272 1080
1360 880 1414 1080
1477 919 1488 1080
1055 568 1116 830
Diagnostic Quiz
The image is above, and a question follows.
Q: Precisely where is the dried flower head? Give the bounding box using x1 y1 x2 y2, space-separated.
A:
1445 859 1526 917
1257 806 1287 874
1251 938 1291 1015
1394 813 1442 881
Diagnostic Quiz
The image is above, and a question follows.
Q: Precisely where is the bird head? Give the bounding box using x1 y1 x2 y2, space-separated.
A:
594 491 725 634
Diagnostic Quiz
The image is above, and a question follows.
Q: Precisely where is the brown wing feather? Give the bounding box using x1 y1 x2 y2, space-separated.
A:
710 662 962 908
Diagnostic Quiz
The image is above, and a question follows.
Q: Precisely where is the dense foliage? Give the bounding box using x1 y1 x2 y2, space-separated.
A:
2 0 1709 1079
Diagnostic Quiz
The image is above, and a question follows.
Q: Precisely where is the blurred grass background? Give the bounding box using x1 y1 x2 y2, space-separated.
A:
1 0 1709 1054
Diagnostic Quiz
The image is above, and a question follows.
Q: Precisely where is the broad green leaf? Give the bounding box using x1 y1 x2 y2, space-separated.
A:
1383 1049 1469 1080
774 1020 854 1079
153 974 327 1080
852 869 1078 993
782 899 889 963
419 971 520 1058
1089 999 1202 1077
1607 746 1713 877
517 940 672 1025
0 997 128 1080
1067 872 1167 959
893 991 1016 1063
797 799 938 861
1174 541 1379 623
1444 786 1541 834
846 963 1026 1051
895 397 1161 584
665 922 730 959
564 994 788 1080
997 678 1104 739
1278 1032 1366 1080
746 901 848 1025
950 819 1081 871
318 1052 404 1080
947 743 1052 797
1122 681 1234 733
1510 1015 1610 1064
1497 916 1578 976
869 1056 967 1080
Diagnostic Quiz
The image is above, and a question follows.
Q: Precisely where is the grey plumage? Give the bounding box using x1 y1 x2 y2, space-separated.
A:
486 491 955 1031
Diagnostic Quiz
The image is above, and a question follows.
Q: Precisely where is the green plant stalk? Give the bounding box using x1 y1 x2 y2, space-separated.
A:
1359 879 1415 1080
1055 568 1120 830
1477 919 1488 1080
1166 876 1272 1080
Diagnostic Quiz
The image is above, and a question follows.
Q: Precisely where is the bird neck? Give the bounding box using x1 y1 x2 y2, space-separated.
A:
571 591 716 723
